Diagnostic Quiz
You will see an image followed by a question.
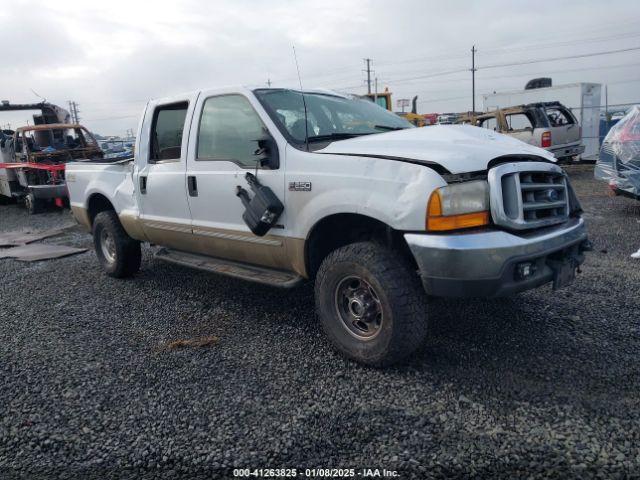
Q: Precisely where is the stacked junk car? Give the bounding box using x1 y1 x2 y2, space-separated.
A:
0 101 103 213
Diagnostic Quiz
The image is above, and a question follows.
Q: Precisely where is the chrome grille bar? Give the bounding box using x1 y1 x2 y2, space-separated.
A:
488 161 569 230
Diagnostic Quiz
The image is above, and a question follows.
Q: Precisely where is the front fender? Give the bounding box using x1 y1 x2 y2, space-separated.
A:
285 150 447 238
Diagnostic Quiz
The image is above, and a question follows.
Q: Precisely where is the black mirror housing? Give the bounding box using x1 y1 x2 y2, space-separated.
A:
236 172 284 236
254 135 279 169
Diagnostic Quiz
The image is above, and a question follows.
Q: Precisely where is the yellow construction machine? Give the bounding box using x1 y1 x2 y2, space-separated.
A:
364 90 427 127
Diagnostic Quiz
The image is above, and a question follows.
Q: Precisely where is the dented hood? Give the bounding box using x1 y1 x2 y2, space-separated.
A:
317 124 556 174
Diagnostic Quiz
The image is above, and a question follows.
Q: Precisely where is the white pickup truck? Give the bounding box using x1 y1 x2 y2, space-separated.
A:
67 87 590 366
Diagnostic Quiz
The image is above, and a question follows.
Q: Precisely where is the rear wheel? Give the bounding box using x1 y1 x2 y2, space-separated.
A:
93 210 141 278
315 241 428 367
25 193 44 214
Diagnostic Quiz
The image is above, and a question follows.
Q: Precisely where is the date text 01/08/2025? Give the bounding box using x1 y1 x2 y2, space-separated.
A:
232 468 400 477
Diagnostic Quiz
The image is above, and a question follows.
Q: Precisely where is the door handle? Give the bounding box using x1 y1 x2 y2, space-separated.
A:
188 175 198 197
139 175 147 194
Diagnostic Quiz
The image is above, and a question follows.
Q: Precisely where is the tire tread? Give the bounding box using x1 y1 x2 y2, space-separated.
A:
93 211 141 278
315 241 428 366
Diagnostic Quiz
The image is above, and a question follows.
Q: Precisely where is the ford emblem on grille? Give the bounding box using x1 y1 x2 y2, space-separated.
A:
545 189 560 202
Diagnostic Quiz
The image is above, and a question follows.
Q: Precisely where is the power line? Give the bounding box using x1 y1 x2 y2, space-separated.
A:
417 94 468 105
476 61 640 83
273 24 640 87
408 62 640 99
381 67 469 86
478 30 640 57
256 23 640 89
416 79 640 107
374 21 640 69
386 60 640 90
374 45 640 90
479 46 640 70
364 44 639 88
81 99 147 105
69 28 640 119
82 114 139 122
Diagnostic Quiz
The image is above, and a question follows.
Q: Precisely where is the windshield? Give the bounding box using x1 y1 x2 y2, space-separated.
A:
254 89 412 146
22 127 97 152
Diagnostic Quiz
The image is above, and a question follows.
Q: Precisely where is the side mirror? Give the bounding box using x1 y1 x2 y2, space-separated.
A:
254 135 279 170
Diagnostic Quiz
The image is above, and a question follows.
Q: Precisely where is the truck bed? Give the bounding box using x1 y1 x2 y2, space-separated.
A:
66 159 137 224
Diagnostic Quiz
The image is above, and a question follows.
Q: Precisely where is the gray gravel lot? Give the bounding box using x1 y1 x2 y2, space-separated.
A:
1 167 639 479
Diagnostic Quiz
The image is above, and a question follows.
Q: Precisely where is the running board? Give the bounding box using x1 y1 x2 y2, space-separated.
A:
155 248 304 289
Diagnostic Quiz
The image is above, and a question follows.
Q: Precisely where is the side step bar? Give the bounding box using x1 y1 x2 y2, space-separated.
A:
155 248 304 289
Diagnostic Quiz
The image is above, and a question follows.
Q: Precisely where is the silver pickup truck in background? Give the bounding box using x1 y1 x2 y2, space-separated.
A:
459 102 585 162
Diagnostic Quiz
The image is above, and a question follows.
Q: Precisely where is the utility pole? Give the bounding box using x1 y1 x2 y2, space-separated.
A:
68 101 80 124
363 58 372 94
605 84 609 122
471 46 477 113
266 78 272 87
374 77 378 103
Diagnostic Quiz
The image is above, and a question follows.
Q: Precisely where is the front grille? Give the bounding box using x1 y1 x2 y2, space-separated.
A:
488 161 569 230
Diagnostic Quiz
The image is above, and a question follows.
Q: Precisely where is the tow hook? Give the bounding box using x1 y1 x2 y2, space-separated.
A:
579 239 594 253
575 239 593 274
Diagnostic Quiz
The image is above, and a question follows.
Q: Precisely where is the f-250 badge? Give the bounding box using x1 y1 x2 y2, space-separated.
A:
288 181 312 192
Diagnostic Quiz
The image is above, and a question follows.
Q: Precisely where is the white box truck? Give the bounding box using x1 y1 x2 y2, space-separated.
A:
483 83 601 161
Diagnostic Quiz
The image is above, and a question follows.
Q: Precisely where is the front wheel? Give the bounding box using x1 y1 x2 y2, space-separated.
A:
315 241 428 367
93 210 141 278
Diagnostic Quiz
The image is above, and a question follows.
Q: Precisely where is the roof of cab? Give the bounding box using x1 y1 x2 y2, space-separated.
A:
16 123 85 132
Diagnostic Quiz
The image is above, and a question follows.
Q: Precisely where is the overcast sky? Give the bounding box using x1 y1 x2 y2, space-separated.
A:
2 0 639 136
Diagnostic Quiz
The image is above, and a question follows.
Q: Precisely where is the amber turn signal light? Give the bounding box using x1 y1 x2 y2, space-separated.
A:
426 189 490 231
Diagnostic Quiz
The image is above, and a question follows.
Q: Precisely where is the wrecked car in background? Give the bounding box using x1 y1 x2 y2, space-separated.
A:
595 105 640 200
459 102 584 162
67 87 590 367
0 123 103 213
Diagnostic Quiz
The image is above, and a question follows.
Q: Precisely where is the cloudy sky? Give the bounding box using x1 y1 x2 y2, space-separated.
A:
1 0 639 135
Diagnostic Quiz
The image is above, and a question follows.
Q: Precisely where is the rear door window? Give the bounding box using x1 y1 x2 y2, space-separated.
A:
150 102 188 162
479 116 498 131
505 113 533 131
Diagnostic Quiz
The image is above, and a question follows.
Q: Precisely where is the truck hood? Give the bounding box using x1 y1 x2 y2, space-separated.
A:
317 124 556 174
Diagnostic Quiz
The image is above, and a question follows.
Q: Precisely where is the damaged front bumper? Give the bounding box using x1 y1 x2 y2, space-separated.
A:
405 217 589 297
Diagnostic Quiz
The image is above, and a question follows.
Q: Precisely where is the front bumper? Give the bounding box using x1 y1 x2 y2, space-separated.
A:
405 217 589 297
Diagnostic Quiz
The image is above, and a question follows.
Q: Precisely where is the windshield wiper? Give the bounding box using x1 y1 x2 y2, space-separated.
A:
306 132 375 143
373 125 407 131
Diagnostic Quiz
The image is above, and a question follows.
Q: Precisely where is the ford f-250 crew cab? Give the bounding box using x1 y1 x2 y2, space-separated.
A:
66 87 590 366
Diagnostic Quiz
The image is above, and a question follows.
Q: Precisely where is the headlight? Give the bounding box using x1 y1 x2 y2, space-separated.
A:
426 180 490 231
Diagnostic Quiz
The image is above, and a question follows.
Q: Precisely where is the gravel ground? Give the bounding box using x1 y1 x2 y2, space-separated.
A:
0 167 639 479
